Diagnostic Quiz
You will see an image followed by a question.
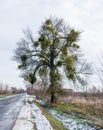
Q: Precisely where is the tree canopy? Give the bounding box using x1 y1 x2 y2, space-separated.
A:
13 17 92 97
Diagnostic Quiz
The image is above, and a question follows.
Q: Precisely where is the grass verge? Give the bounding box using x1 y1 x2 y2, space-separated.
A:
35 102 67 130
50 103 103 128
0 95 7 98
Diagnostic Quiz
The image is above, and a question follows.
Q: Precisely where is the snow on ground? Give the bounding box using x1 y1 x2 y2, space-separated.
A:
13 95 103 130
48 107 103 130
13 95 53 130
28 96 53 130
12 96 33 130
37 99 103 130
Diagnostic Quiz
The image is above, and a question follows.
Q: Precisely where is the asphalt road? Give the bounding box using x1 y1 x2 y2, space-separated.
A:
0 93 26 130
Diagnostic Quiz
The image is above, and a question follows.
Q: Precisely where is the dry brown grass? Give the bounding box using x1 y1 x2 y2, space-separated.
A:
58 96 103 109
56 96 103 128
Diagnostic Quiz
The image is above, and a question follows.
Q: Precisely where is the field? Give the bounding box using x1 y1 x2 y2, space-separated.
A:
54 96 103 128
0 95 8 98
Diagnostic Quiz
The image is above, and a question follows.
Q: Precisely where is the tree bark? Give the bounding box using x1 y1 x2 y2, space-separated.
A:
51 93 56 104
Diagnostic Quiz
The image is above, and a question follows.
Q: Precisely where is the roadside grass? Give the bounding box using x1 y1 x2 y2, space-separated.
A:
0 95 7 98
37 100 103 128
0 93 16 98
35 102 67 130
50 103 103 128
29 94 103 129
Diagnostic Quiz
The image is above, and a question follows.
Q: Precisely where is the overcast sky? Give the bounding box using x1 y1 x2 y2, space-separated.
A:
0 0 103 89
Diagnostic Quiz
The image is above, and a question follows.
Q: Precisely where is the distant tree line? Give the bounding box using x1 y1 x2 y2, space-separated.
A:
0 82 25 94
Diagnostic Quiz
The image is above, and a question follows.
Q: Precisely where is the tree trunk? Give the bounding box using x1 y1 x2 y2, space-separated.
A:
50 68 56 103
50 45 57 104
51 93 56 104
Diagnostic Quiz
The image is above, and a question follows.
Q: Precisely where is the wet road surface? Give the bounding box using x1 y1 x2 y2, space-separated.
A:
0 93 26 130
